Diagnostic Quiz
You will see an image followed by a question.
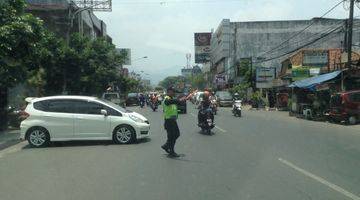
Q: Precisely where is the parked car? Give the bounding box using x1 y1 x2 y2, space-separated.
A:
328 90 360 125
102 92 121 105
216 91 233 107
126 93 139 106
176 93 187 114
20 96 150 147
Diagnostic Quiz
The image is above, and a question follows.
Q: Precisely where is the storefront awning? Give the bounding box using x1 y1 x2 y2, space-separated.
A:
288 70 342 90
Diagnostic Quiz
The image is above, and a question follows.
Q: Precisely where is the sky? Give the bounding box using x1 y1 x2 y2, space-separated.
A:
95 0 359 85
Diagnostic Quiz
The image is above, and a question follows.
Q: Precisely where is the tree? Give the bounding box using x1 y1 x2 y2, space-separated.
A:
190 74 206 90
159 76 183 89
0 0 47 130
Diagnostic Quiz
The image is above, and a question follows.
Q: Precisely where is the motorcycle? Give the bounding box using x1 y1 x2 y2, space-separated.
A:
232 100 242 117
210 99 217 115
198 108 215 135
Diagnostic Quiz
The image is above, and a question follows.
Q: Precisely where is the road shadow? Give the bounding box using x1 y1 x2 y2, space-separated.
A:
198 130 215 136
22 138 151 149
162 153 208 164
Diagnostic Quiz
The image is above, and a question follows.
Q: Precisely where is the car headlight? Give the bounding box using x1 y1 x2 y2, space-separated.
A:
129 114 144 123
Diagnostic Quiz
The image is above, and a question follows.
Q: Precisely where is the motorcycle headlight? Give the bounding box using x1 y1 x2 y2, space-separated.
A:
129 114 144 123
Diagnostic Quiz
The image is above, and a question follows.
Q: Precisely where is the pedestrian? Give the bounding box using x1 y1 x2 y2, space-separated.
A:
161 86 188 157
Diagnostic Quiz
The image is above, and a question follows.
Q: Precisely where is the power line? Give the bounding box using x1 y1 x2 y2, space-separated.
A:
220 24 346 75
263 20 348 57
254 25 345 64
257 0 345 57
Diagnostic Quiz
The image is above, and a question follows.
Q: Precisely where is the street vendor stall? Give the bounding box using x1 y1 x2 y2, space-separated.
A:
288 70 342 119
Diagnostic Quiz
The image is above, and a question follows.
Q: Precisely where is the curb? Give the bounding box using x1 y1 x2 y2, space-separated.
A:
0 139 22 151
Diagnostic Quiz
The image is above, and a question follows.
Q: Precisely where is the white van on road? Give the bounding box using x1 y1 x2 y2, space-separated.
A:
20 96 150 147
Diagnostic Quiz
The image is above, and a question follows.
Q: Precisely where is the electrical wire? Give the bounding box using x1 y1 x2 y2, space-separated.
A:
262 20 347 57
257 0 345 57
220 24 349 74
253 26 345 64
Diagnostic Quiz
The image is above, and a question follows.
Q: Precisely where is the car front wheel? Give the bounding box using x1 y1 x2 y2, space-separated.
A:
27 127 50 148
113 125 136 144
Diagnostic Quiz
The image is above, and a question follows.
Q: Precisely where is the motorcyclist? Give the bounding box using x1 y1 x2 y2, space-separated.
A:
139 93 145 107
150 93 158 109
233 92 240 101
198 90 213 125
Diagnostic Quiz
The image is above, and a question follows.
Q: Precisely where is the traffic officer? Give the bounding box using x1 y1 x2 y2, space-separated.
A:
161 86 187 157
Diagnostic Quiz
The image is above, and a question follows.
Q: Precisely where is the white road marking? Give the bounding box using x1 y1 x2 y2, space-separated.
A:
190 113 227 133
215 126 227 133
0 141 27 159
278 158 360 200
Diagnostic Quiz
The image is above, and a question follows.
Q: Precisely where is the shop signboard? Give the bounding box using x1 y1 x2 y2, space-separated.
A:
256 67 276 82
303 51 328 66
292 68 310 81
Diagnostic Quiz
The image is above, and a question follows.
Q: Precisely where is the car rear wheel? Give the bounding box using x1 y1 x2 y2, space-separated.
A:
27 127 50 148
113 125 136 144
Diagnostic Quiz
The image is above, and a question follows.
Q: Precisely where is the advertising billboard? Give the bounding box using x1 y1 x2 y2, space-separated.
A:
194 33 211 63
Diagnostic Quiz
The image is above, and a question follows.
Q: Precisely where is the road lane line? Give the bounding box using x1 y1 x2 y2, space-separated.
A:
190 113 227 133
215 126 227 133
278 158 360 200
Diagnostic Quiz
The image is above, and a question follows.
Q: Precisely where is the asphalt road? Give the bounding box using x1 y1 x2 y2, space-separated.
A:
0 103 360 200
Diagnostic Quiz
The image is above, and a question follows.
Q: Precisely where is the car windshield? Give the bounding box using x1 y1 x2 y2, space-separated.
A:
2 1 360 199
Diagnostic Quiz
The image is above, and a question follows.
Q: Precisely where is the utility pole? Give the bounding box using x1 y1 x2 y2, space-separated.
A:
347 0 355 69
343 0 355 91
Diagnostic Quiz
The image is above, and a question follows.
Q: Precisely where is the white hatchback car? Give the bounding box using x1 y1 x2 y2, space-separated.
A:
20 96 150 147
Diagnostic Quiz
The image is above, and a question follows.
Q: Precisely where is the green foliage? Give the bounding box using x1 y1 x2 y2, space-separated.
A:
114 76 140 94
189 74 206 90
229 82 250 98
251 91 262 102
159 76 183 89
0 0 45 89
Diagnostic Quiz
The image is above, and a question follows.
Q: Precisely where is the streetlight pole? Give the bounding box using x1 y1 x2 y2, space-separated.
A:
131 56 148 63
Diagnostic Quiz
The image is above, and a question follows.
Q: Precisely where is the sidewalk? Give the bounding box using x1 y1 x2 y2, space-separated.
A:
0 129 21 151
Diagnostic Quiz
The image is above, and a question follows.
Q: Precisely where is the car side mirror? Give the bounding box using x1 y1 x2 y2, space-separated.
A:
100 109 108 116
